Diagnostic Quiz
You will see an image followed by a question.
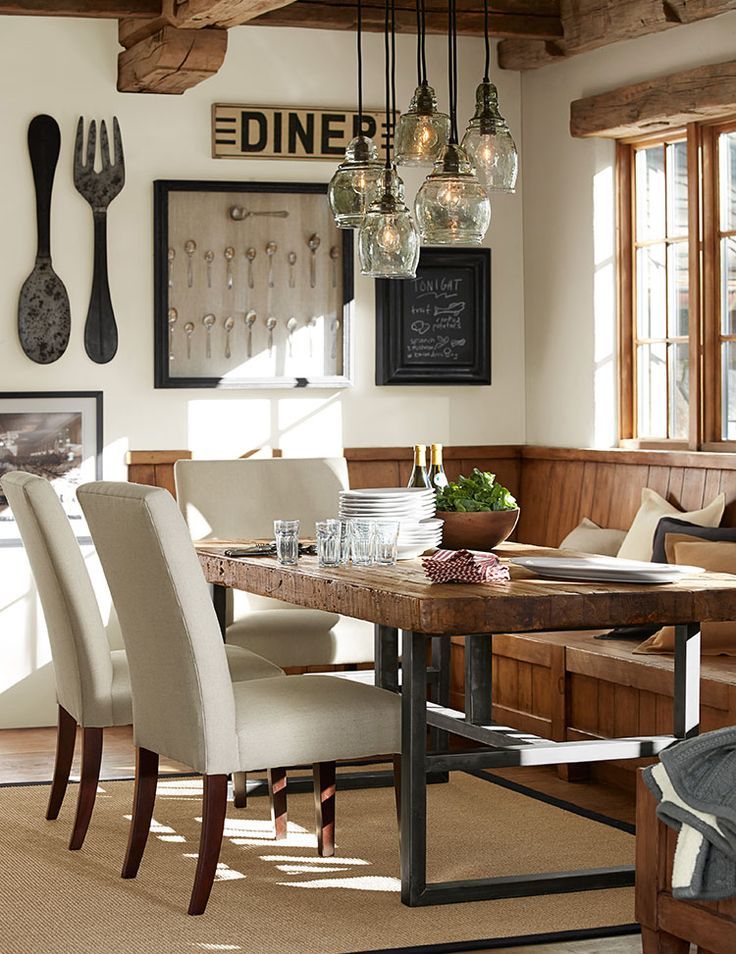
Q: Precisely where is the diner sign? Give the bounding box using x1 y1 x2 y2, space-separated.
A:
212 104 393 161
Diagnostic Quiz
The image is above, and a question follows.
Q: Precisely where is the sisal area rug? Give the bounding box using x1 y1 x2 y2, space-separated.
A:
0 772 635 954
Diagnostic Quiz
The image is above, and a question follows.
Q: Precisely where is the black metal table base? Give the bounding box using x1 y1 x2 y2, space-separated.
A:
398 625 701 908
410 867 635 906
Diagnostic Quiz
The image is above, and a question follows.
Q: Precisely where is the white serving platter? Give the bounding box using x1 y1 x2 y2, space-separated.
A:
510 555 706 585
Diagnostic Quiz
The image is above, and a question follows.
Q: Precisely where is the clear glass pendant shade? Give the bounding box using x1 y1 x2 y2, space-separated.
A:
395 83 450 167
328 136 385 228
414 143 491 246
358 168 420 279
461 80 518 193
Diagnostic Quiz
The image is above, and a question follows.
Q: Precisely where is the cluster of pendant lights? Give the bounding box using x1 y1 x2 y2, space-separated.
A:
328 0 518 280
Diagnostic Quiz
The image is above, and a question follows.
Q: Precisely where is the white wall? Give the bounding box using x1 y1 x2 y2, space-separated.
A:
522 12 736 448
0 19 524 726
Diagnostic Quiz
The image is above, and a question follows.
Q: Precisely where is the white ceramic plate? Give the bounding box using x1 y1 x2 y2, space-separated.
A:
510 555 706 585
340 488 435 500
397 544 433 560
340 504 435 523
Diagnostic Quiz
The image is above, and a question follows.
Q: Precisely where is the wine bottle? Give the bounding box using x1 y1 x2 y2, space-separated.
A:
428 443 448 490
407 444 431 488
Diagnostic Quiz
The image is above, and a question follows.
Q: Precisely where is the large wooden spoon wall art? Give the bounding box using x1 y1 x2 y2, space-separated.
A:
18 115 71 364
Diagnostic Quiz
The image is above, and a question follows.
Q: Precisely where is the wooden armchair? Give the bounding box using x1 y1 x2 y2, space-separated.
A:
636 771 736 954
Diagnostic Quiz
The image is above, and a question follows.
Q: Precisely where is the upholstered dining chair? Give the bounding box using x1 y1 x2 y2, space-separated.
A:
79 481 401 916
1 471 286 851
173 457 375 669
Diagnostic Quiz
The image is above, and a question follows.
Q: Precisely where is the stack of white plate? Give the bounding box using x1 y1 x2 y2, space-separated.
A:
338 488 442 560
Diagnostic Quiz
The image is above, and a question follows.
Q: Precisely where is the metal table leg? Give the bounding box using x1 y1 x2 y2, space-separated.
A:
674 622 701 739
464 634 493 725
374 624 399 692
401 629 428 906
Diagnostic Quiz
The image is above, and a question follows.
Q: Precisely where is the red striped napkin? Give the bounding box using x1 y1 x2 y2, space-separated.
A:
422 548 510 584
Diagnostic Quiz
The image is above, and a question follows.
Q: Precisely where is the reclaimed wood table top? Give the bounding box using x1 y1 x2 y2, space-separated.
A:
196 541 736 635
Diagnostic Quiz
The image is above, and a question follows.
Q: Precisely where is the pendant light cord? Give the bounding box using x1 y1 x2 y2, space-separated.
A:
483 0 490 82
383 0 391 168
448 0 459 143
391 0 397 134
357 0 364 126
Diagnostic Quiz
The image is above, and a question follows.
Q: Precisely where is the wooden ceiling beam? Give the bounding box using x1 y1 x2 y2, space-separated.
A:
0 0 158 15
247 0 563 38
172 0 297 29
117 23 227 92
570 59 736 139
499 0 736 71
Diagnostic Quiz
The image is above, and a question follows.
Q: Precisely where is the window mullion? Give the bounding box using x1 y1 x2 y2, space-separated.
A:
702 124 719 442
686 122 703 449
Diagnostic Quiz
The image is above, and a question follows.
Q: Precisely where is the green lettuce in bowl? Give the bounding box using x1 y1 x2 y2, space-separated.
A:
435 470 519 551
435 469 517 513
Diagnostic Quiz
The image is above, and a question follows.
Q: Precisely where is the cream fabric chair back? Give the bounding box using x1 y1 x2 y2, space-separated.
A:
78 482 238 775
174 457 349 541
0 472 113 726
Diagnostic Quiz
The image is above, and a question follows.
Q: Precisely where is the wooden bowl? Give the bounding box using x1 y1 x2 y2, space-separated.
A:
436 508 520 552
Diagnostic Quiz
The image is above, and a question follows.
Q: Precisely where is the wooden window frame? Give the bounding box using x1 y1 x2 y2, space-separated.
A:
618 116 736 451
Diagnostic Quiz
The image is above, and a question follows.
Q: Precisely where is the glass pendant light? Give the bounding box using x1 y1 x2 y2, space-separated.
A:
328 0 383 228
414 0 491 245
359 0 420 279
461 0 518 193
395 0 449 167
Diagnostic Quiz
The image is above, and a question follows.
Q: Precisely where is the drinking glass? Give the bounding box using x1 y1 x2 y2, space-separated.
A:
350 519 376 566
374 519 400 565
316 519 341 567
274 519 300 565
338 519 352 564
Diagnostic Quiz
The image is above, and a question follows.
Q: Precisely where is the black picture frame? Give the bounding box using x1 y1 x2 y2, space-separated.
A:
0 391 103 545
375 247 491 386
153 179 354 389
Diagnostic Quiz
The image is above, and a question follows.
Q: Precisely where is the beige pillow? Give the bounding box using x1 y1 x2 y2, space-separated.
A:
559 518 626 557
617 488 725 562
635 540 736 656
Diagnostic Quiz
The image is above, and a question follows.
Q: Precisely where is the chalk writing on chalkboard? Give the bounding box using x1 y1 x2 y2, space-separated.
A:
404 274 474 365
375 247 490 386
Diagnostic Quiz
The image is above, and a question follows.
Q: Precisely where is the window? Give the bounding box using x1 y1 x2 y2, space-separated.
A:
618 119 736 448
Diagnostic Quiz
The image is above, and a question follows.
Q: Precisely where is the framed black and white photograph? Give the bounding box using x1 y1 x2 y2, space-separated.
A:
375 247 491 386
0 392 103 543
154 180 353 390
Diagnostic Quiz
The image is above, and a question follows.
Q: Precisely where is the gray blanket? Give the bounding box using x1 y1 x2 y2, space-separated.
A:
643 727 736 901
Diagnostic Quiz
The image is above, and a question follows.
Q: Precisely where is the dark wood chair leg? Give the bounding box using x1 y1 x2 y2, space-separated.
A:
268 767 287 840
188 774 228 916
392 754 401 831
122 747 159 879
313 761 336 857
46 705 77 821
232 772 247 808
641 927 690 954
68 726 103 850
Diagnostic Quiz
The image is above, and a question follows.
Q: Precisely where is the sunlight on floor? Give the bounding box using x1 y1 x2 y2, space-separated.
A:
279 875 401 892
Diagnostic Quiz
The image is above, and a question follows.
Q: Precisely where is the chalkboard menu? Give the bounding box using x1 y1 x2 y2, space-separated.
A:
375 248 490 385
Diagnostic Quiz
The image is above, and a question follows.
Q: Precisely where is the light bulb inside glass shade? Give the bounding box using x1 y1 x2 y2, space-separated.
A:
328 136 384 228
461 80 518 193
358 168 420 279
395 84 450 167
414 143 491 246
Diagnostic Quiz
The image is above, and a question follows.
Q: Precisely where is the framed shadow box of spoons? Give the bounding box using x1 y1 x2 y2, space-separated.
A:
153 180 352 389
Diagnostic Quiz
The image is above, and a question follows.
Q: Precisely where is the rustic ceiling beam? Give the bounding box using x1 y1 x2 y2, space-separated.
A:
118 23 227 92
570 59 736 138
0 0 158 15
247 0 563 38
499 0 736 71
172 0 297 29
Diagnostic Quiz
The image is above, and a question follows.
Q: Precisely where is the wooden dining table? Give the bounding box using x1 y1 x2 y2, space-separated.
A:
197 540 736 908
